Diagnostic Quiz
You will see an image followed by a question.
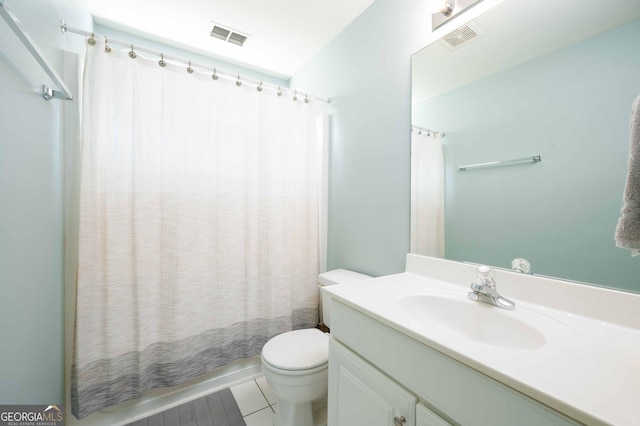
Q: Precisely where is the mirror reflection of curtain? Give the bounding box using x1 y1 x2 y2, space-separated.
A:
71 44 321 419
410 130 444 257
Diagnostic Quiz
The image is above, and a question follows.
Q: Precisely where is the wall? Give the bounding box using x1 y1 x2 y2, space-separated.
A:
413 20 640 291
0 0 91 405
290 0 432 276
93 24 289 88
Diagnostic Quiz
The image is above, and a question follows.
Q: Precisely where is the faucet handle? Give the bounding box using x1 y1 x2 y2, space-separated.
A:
477 265 495 286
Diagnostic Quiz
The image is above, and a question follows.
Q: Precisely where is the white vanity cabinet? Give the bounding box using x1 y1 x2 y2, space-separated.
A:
329 338 418 426
416 404 452 426
328 299 581 426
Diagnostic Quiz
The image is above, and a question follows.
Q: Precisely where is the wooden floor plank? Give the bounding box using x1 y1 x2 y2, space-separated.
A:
219 388 245 426
147 411 164 426
178 401 195 424
162 405 180 425
125 387 246 426
205 391 230 426
192 397 214 426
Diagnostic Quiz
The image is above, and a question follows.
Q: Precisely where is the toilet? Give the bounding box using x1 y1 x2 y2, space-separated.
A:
261 269 372 426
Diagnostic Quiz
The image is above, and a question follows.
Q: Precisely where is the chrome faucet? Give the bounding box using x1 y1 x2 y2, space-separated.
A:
467 265 516 310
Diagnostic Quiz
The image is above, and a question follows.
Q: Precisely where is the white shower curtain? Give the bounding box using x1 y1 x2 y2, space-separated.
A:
72 43 320 419
410 130 444 257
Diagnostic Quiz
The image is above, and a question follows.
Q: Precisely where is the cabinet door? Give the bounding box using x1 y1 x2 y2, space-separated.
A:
328 339 417 426
416 403 452 426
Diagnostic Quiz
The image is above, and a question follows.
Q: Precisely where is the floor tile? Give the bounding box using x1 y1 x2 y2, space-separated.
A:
255 376 277 405
230 379 270 416
243 406 275 426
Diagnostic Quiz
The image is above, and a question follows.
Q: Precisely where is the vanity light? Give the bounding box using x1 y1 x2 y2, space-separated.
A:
431 0 455 17
432 0 484 30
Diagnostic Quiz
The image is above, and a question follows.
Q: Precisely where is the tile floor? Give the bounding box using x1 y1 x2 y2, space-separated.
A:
230 375 327 426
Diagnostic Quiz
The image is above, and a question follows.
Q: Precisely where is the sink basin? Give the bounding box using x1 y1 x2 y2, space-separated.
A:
398 294 547 349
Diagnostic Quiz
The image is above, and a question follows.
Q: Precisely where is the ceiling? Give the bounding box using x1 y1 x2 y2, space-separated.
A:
88 0 375 80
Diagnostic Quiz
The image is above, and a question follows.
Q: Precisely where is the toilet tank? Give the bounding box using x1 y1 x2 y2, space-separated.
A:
318 269 371 328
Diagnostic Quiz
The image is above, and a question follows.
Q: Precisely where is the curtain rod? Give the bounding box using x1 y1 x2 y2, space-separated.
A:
60 20 332 104
411 125 446 137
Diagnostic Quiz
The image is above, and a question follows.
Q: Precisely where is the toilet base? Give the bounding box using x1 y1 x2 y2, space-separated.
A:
274 399 314 426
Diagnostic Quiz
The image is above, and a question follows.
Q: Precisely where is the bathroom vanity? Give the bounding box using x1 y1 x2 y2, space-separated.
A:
324 254 640 425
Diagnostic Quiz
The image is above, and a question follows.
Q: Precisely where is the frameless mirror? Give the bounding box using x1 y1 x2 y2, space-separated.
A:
411 0 640 292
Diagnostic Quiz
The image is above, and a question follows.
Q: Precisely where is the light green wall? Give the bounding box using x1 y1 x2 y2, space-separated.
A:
291 0 432 277
413 20 640 291
0 0 91 404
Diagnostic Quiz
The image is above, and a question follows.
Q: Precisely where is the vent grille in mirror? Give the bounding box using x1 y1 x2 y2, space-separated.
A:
441 25 479 49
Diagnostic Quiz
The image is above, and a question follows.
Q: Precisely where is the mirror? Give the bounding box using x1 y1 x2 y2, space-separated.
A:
411 0 640 292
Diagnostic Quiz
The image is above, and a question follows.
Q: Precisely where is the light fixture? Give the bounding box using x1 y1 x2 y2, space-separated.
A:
432 0 484 30
431 0 455 17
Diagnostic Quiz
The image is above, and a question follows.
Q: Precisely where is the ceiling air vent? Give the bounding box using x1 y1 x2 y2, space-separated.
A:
227 32 248 47
440 24 480 50
210 24 249 47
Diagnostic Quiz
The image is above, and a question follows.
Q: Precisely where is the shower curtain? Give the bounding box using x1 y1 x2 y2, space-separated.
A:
410 130 444 257
71 43 320 419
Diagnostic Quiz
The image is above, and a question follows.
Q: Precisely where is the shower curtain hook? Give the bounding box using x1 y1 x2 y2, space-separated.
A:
277 86 282 97
129 44 137 59
293 90 298 102
212 68 219 80
187 60 194 74
236 75 242 87
104 36 111 53
159 53 166 67
304 93 309 103
87 32 96 46
257 81 263 92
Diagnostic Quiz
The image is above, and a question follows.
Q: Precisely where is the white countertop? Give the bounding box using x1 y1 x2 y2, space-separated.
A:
325 255 640 426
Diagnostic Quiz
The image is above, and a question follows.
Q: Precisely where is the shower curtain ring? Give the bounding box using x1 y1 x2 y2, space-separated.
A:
304 93 309 104
236 75 242 87
212 68 219 80
293 90 298 102
277 86 282 97
187 60 194 74
88 32 96 46
159 53 166 67
104 36 111 53
257 82 263 92
129 44 137 59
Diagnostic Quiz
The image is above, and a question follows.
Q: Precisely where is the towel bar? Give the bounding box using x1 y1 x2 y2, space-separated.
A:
458 155 542 172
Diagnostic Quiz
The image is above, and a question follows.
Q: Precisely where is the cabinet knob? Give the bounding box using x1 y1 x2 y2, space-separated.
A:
393 416 406 426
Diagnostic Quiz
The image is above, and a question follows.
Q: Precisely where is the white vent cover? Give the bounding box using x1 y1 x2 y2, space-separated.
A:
210 24 249 47
440 24 480 49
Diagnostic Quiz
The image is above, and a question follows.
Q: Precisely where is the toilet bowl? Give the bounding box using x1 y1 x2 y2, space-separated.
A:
261 269 371 426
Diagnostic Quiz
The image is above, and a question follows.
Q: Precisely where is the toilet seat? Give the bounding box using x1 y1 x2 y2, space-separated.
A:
262 328 329 372
262 356 328 377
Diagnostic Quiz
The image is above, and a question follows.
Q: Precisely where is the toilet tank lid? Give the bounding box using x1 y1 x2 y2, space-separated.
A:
318 269 372 286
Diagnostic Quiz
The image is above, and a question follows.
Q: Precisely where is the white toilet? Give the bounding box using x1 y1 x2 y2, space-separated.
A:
261 269 371 426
